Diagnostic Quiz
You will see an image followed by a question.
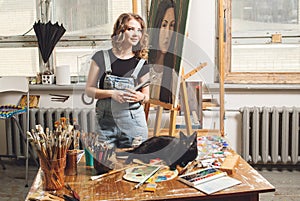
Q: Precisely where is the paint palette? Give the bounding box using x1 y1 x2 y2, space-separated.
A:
123 165 178 183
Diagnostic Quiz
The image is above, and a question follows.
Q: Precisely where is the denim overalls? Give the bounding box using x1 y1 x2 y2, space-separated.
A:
95 50 148 148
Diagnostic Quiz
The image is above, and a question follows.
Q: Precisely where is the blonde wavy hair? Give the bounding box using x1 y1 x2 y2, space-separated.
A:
111 13 148 60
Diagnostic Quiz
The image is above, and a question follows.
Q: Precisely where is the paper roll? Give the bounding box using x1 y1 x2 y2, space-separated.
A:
56 65 70 85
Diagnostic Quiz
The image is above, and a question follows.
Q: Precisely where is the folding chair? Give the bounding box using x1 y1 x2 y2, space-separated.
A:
0 76 31 187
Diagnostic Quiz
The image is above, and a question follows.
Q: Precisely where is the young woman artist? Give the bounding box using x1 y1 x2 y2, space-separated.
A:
85 13 149 148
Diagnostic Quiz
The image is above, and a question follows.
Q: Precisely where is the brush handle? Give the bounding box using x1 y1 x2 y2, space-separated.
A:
134 166 161 189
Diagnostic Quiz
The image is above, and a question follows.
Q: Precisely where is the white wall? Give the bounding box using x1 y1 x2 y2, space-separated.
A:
182 0 216 84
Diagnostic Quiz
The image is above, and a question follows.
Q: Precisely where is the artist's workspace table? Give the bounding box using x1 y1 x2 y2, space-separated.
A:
26 151 274 201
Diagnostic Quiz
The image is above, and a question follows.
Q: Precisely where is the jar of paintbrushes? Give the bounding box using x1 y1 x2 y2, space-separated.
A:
27 118 79 190
93 141 114 174
81 132 115 174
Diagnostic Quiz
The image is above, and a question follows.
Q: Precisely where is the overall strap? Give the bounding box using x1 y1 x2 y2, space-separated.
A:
131 59 146 79
104 49 145 78
103 50 112 74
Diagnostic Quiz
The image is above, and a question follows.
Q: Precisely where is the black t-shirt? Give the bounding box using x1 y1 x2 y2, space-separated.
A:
91 49 149 89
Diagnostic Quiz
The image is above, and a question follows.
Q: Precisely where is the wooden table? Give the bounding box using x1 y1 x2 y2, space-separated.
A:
26 153 275 201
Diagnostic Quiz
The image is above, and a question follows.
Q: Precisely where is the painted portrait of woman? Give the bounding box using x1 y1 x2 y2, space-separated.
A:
148 0 190 104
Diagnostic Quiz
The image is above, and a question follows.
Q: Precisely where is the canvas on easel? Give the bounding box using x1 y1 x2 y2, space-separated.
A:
148 0 190 105
147 0 191 136
178 81 202 129
174 63 207 135
148 63 207 136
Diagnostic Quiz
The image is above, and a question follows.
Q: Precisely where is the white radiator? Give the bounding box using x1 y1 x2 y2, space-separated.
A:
4 108 95 157
241 106 300 165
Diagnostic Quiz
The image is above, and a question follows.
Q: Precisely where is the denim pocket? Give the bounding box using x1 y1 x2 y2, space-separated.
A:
104 74 135 90
129 106 147 128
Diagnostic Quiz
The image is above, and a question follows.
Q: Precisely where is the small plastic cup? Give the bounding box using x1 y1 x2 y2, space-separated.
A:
84 148 94 166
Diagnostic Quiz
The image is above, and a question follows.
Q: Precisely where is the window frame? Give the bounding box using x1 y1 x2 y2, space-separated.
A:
0 0 146 77
0 35 111 76
223 0 300 84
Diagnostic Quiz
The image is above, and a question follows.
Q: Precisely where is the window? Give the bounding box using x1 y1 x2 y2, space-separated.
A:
0 0 38 76
224 0 300 83
0 0 146 78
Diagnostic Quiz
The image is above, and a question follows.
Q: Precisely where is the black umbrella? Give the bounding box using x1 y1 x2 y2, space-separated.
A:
33 20 66 64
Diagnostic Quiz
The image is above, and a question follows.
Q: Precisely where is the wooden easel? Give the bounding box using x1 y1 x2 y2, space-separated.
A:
148 62 207 136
